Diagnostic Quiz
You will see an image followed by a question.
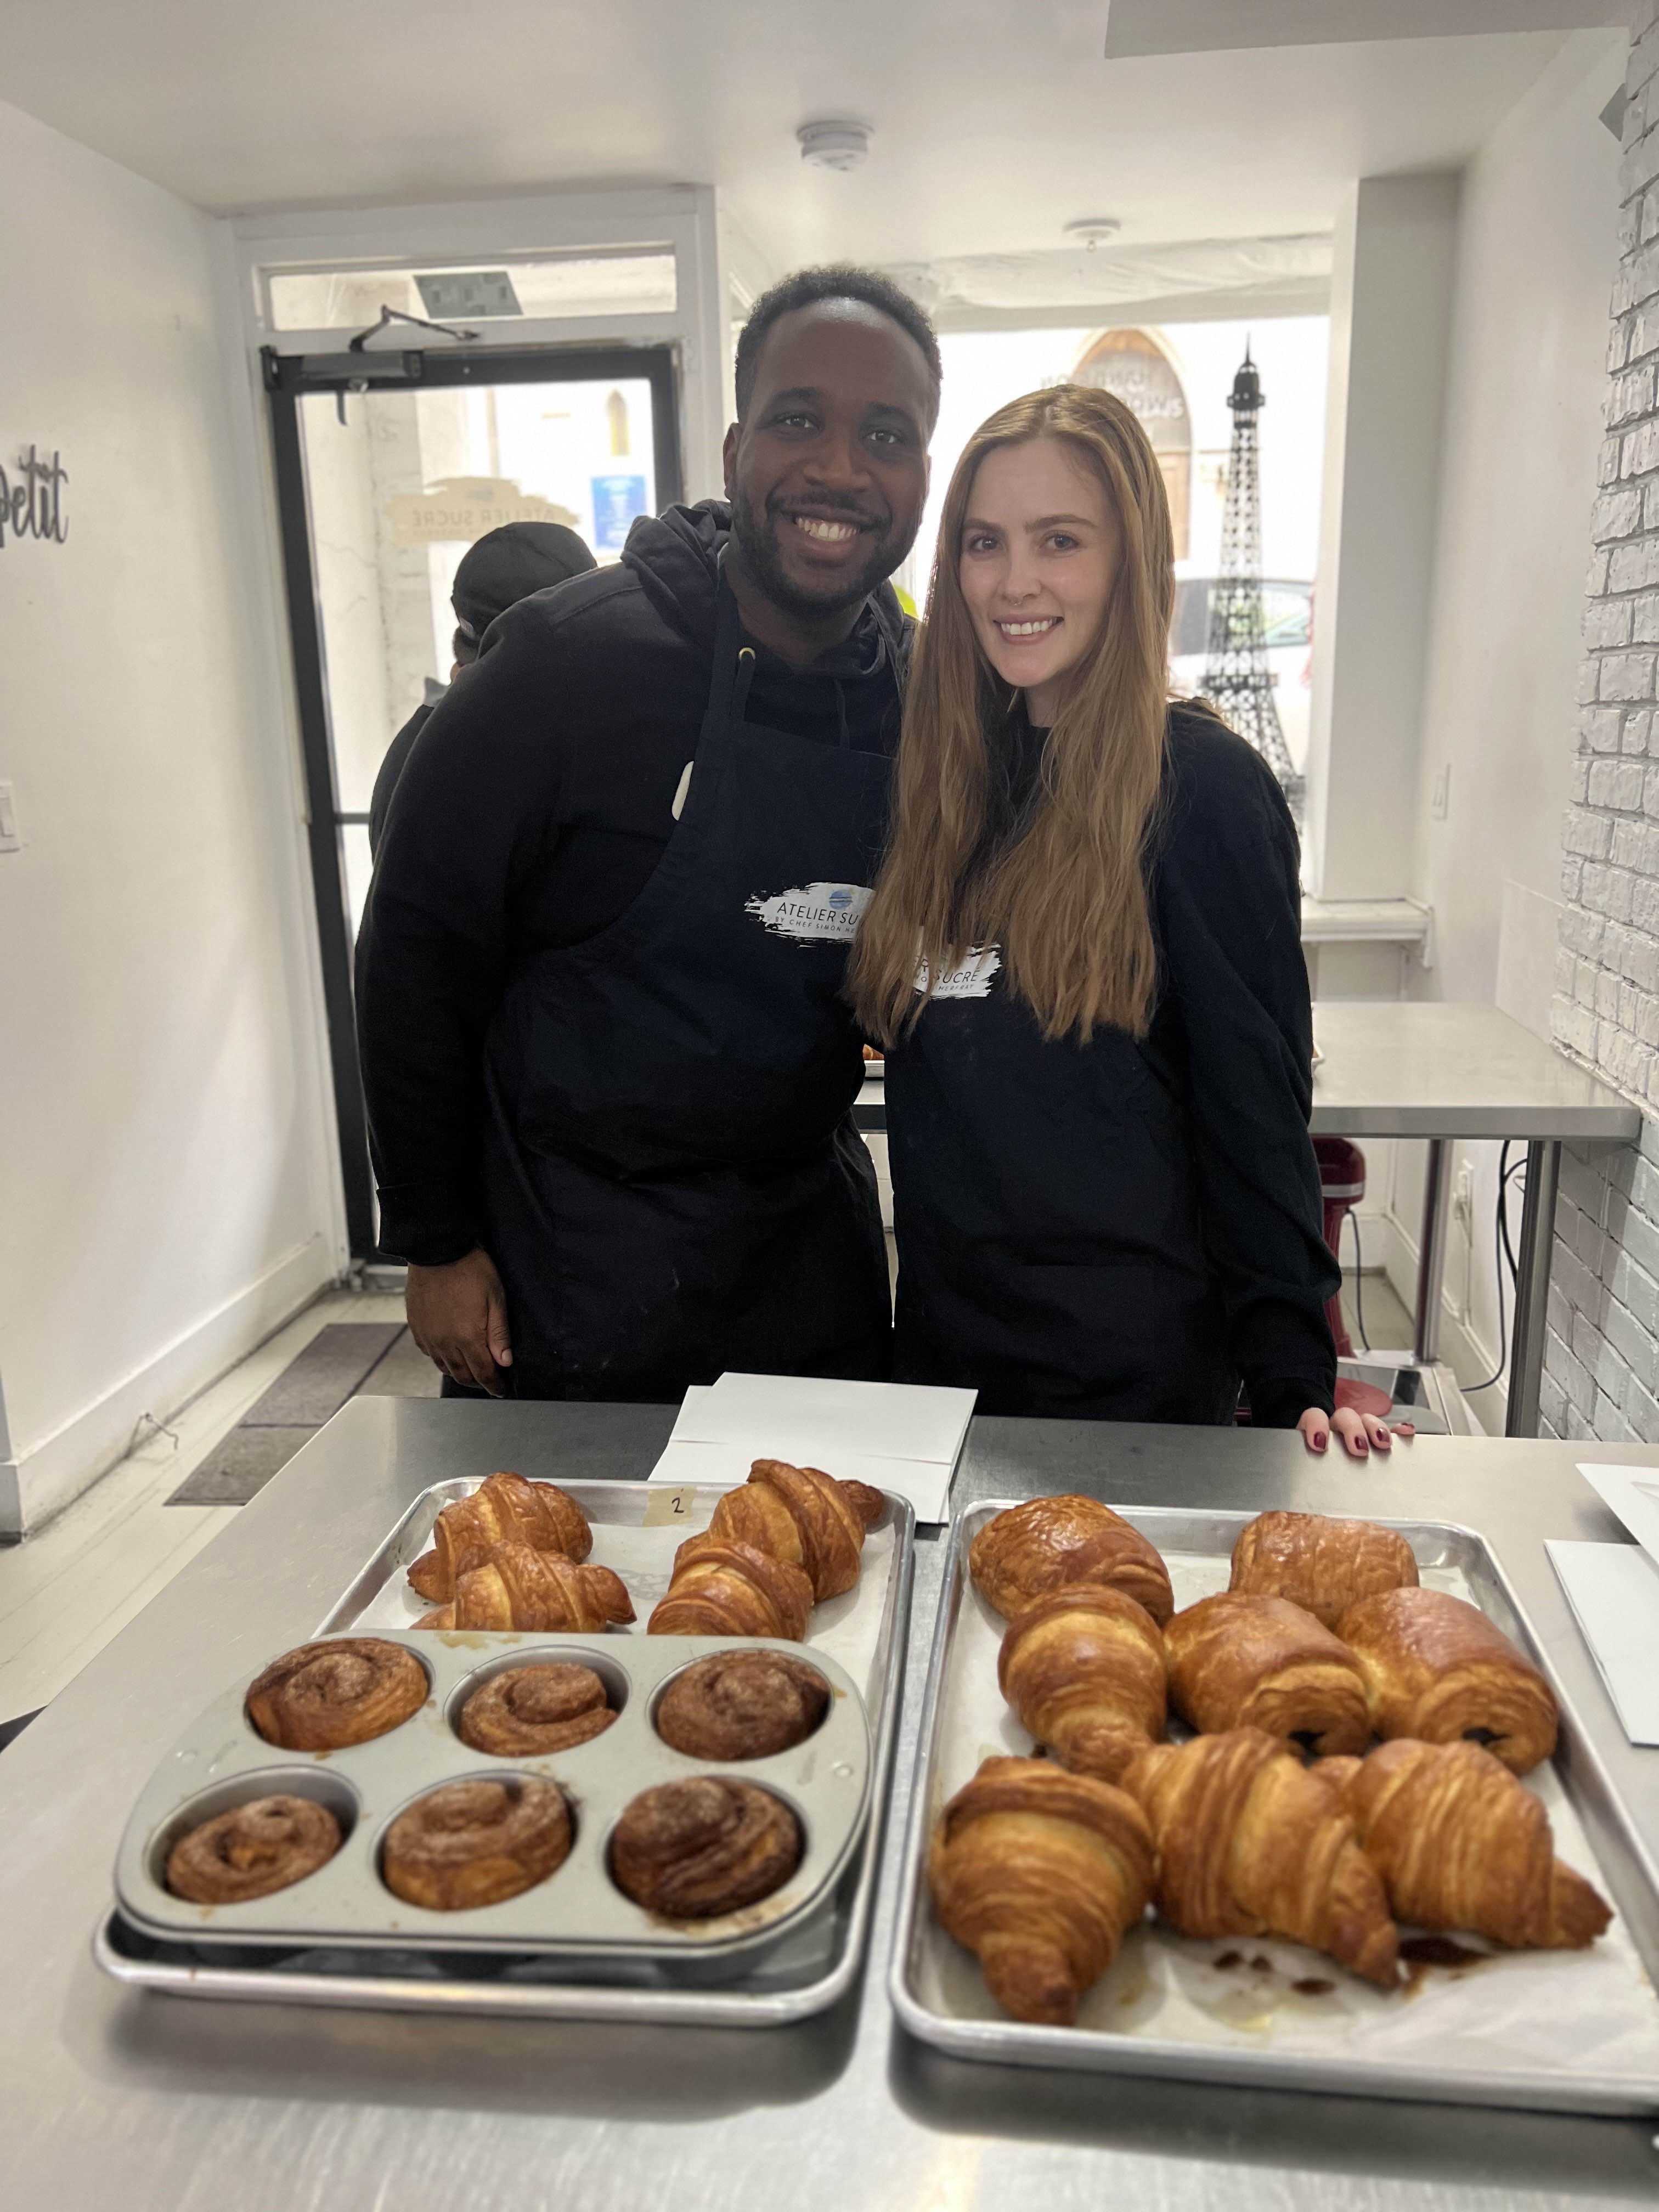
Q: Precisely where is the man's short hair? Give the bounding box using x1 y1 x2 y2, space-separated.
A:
734 265 941 428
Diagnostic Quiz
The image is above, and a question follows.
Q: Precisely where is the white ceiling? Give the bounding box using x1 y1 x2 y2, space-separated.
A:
0 1 1625 272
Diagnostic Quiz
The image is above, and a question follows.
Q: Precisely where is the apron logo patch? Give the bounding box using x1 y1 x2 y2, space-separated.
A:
916 945 1002 999
745 881 873 943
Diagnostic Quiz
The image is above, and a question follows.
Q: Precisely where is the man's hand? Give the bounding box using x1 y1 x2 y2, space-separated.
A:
406 1249 513 1395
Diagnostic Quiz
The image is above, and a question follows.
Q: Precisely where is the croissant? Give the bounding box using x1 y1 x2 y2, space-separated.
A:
647 1537 814 1640
415 1542 634 1632
928 1755 1154 2025
997 1587 1167 1782
1314 1740 1611 1949
1122 1727 1399 1987
703 1459 882 1601
1337 1587 1558 1775
1229 1509 1418 1630
970 1496 1173 1624
1164 1592 1372 1756
408 1472 591 1601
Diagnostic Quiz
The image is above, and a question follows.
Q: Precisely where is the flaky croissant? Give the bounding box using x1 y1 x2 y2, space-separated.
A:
997 1586 1167 1782
928 1756 1154 2025
1164 1592 1372 1756
1314 1740 1611 1949
416 1542 634 1632
1337 1587 1558 1775
1123 1727 1399 1987
970 1496 1173 1624
1229 1509 1418 1630
408 1472 591 1601
647 1537 814 1640
703 1459 882 1601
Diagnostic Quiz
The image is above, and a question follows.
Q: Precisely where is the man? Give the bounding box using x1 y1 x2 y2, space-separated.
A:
368 520 595 856
356 266 940 1397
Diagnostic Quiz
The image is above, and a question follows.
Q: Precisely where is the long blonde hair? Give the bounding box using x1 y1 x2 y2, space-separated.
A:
848 383 1175 1046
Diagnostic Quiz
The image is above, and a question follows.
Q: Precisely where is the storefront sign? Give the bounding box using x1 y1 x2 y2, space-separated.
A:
385 475 579 546
0 445 68 549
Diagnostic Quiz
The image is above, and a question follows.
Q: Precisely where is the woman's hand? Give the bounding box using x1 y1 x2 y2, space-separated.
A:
1297 1405 1415 1459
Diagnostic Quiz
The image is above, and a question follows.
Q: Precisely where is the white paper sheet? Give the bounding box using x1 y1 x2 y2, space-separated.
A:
1576 1462 1659 1567
648 1371 975 1523
1546 1539 1659 1748
917 1522 1659 2091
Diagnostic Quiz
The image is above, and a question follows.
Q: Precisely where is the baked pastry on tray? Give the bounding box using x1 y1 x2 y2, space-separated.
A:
166 1795 342 1904
1228 1508 1418 1630
245 1638 427 1750
703 1459 882 1601
1336 1586 1558 1775
381 1777 572 1910
610 1777 803 1917
457 1662 617 1756
408 1471 591 1602
654 1649 830 1760
415 1543 634 1633
996 1585 1167 1782
647 1537 815 1640
969 1496 1173 1625
1163 1591 1372 1757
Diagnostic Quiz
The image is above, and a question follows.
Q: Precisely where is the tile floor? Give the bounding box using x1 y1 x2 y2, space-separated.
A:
0 1286 408 1725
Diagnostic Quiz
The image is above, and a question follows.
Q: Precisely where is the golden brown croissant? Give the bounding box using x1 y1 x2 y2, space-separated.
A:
1336 1587 1558 1775
416 1542 634 1632
1164 1592 1372 1756
647 1536 815 1639
1313 1740 1611 1949
703 1458 882 1601
408 1472 591 1601
246 1638 428 1749
1122 1727 1399 1986
997 1587 1167 1782
928 1755 1154 2025
1229 1509 1418 1630
970 1496 1173 1624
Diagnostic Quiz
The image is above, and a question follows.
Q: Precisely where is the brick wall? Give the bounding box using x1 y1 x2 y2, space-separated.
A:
1548 1 1659 1440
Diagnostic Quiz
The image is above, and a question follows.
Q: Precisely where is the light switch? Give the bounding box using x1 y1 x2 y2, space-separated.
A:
0 783 19 853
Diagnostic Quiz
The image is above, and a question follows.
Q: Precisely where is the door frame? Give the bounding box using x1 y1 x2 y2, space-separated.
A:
263 340 684 1257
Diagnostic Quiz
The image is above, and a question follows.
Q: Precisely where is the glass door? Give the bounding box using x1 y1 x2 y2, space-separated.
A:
266 343 682 1255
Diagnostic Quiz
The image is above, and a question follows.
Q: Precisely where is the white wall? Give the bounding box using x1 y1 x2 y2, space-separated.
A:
1383 32 1626 1421
0 98 337 1532
1305 173 1463 903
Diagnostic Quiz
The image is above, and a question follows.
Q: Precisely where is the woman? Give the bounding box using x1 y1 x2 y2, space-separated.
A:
849 384 1398 1459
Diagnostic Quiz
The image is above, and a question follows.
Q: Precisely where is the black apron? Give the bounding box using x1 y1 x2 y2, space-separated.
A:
885 951 1236 1424
478 574 896 1400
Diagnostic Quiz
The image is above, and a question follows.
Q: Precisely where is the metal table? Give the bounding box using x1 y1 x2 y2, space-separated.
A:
860 1001 1641 1437
6 1396 1659 2210
1308 1002 1640 1437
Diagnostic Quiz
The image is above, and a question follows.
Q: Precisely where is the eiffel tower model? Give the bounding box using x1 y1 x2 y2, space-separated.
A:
1200 347 1305 821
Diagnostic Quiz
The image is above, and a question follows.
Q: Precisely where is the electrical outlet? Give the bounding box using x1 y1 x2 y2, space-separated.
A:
0 782 19 853
1431 763 1451 820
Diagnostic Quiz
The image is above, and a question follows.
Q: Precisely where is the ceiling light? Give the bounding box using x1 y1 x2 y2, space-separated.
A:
1064 217 1123 250
798 121 872 173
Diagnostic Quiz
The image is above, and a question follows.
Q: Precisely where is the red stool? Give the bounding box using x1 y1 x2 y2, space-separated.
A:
1313 1136 1365 1361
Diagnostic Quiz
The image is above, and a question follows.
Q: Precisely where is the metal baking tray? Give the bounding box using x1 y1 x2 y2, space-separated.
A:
889 1502 1659 2115
98 1475 914 2025
114 1629 870 1967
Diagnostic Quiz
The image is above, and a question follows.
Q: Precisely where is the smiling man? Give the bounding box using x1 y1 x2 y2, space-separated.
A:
356 266 940 1398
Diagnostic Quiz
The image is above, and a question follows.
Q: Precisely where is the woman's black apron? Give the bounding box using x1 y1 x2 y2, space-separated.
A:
477 575 896 1400
885 951 1237 1424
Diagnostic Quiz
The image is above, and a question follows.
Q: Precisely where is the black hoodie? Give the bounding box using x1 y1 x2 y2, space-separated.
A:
356 499 910 1267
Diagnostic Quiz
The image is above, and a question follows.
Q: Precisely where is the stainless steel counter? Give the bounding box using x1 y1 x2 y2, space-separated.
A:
7 1397 1659 2210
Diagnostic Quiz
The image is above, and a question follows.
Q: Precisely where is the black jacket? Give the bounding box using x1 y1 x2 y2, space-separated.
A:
368 701 433 860
356 499 910 1266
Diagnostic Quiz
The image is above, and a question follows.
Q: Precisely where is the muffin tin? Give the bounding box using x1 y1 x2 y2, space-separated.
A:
114 1629 871 1977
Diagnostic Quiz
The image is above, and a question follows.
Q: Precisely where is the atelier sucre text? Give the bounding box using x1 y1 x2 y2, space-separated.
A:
0 448 69 549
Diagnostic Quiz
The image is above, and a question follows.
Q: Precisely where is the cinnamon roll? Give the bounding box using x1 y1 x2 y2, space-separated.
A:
654 1650 830 1761
246 1638 427 1750
611 1777 803 1917
458 1662 617 1757
166 1793 342 1904
381 1777 572 1910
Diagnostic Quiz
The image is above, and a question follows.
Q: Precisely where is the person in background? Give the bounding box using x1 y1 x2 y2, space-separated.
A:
848 382 1398 1460
367 521 595 857
356 268 938 1399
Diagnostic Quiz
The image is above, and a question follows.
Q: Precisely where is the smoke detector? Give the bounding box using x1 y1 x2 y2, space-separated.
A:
798 120 872 172
1063 217 1122 250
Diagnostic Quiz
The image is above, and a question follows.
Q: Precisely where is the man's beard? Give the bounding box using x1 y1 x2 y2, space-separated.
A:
729 495 904 622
